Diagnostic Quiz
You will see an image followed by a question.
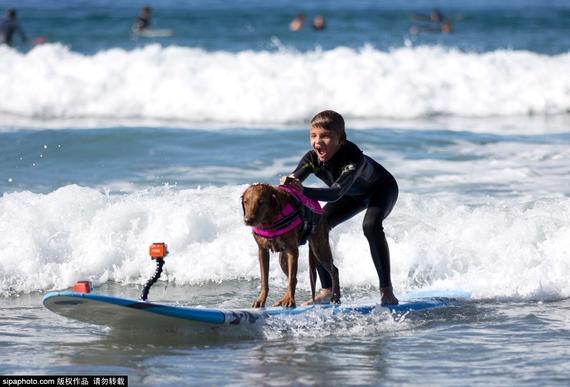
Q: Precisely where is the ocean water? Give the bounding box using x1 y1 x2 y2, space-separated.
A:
1 0 569 385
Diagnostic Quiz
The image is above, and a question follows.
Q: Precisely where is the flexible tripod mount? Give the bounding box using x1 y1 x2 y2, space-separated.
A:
140 242 169 301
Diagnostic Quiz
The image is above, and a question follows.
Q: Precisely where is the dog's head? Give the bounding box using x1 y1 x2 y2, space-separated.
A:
241 183 284 227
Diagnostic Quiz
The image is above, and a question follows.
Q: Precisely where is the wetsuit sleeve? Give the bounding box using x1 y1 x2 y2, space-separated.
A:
302 161 363 202
290 151 316 182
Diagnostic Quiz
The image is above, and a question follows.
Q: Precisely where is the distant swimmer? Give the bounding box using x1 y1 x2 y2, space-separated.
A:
312 15 326 31
0 8 27 46
289 13 305 32
132 5 152 33
409 8 454 34
441 20 453 33
411 8 444 23
429 9 444 23
131 6 173 38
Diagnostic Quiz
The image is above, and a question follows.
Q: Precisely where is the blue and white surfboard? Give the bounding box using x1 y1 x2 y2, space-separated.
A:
43 290 465 329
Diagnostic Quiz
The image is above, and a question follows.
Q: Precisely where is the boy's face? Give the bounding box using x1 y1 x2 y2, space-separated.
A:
310 125 342 162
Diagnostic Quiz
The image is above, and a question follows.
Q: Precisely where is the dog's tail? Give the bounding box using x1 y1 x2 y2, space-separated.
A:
308 249 317 305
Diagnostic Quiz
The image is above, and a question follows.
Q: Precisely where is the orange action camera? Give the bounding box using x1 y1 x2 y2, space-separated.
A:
149 242 168 259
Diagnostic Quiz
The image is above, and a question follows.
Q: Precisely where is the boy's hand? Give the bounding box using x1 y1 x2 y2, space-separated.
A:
279 176 303 191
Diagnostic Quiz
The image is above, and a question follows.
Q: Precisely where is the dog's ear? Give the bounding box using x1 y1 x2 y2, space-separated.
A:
271 189 288 210
241 186 252 215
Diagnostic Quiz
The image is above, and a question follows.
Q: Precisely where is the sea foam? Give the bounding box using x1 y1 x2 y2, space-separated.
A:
1 44 569 126
1 185 568 300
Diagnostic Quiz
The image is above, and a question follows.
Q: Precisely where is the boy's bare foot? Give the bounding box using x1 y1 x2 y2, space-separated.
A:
301 288 332 306
380 287 399 305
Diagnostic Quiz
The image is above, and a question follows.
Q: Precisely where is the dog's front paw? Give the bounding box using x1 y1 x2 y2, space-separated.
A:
251 298 266 308
274 295 296 308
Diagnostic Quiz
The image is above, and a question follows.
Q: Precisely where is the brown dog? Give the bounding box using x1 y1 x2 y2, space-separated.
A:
242 183 340 308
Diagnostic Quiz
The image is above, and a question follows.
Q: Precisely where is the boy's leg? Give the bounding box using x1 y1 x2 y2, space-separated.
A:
362 180 399 304
316 196 366 289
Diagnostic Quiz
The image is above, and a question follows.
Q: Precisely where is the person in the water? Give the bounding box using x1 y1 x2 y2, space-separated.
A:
280 110 399 305
312 15 326 31
0 8 27 46
409 8 454 34
132 6 152 33
289 13 305 32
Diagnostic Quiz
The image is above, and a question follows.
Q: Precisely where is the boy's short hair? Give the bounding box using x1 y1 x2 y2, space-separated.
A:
310 110 346 141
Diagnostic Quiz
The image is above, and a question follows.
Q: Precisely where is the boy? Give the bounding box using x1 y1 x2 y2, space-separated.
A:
281 110 399 305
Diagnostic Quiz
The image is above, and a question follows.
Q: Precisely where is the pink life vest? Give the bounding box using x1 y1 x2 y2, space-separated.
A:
252 185 322 240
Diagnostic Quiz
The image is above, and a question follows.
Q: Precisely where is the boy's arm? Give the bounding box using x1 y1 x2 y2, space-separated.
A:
290 151 315 182
302 161 362 202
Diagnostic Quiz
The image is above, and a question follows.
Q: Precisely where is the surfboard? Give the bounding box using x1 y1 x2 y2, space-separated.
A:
135 28 173 38
42 290 461 330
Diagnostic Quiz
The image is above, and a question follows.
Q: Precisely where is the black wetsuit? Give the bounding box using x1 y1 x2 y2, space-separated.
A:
132 17 150 32
0 19 26 46
291 140 398 289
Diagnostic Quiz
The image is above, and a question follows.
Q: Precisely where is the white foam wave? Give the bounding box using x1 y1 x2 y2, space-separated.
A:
1 44 569 126
1 185 568 300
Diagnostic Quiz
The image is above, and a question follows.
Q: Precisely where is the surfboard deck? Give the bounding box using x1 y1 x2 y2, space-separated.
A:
43 290 461 329
135 28 173 38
